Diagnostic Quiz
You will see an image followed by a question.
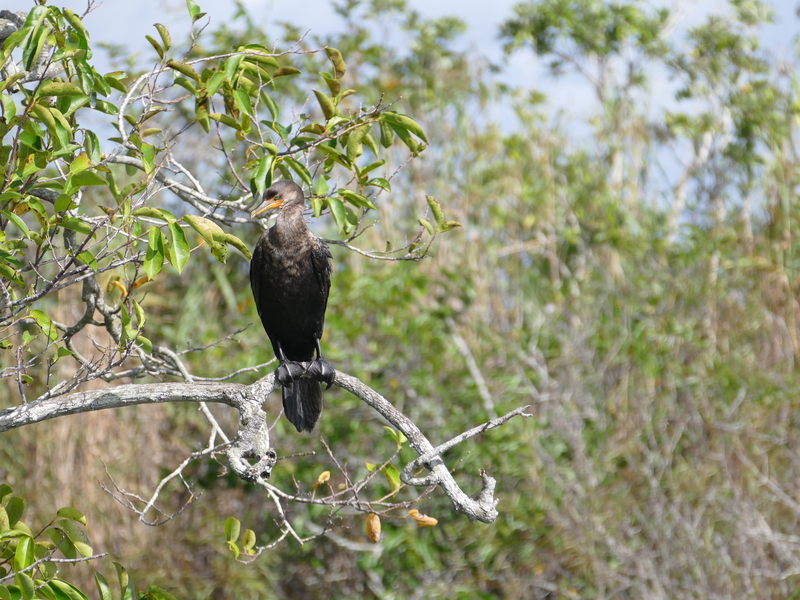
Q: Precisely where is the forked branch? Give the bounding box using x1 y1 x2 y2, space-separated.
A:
0 370 529 524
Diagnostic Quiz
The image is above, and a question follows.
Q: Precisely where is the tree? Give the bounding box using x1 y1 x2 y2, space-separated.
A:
0 2 529 595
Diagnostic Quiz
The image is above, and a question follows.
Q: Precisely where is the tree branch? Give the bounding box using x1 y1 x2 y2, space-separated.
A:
0 370 529 524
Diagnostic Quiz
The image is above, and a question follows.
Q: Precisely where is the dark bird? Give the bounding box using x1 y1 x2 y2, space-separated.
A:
249 180 334 432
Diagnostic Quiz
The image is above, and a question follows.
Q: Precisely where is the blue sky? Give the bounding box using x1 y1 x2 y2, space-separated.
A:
3 0 798 123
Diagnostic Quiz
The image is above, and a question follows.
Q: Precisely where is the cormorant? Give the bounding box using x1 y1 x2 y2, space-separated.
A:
249 180 334 432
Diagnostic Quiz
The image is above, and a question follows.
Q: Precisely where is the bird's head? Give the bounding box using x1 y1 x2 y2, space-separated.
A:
250 180 305 219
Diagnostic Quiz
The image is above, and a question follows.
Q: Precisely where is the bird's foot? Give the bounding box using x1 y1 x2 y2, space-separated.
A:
308 357 335 389
275 360 306 386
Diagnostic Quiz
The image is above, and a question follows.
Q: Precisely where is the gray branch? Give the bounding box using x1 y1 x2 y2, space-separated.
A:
0 370 529 524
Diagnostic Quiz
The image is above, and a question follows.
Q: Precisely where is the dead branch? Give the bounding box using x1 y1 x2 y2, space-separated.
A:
0 370 529 524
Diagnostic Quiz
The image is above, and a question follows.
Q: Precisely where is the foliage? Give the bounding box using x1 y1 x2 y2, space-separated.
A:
3 0 800 597
0 0 445 399
0 483 174 600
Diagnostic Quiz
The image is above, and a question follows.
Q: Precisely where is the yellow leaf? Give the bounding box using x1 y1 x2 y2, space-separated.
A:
407 509 438 528
366 513 381 543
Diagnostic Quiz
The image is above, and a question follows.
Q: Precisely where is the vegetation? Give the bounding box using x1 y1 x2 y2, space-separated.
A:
2 0 800 597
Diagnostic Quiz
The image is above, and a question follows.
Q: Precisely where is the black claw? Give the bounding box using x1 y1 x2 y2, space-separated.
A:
275 360 305 385
308 357 335 389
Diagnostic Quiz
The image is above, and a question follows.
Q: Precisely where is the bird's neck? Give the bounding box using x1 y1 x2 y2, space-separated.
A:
270 207 307 243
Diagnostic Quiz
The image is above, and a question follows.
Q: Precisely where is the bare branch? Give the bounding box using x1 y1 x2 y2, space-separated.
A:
1 370 528 524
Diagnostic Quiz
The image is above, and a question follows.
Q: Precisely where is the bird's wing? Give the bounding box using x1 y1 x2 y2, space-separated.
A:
310 236 332 308
249 240 267 321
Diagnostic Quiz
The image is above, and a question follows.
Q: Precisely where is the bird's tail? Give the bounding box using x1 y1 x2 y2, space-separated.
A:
282 378 323 432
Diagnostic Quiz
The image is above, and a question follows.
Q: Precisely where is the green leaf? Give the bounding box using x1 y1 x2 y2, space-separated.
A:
314 177 329 197
143 586 178 600
114 562 136 600
251 154 274 197
366 177 391 192
232 89 253 117
183 215 227 263
0 506 8 532
272 66 301 78
94 572 113 600
29 104 70 149
379 120 395 147
168 60 200 82
323 73 341 97
105 73 128 94
84 130 103 164
426 195 445 228
62 8 87 38
154 23 172 50
209 112 240 130
14 535 34 571
383 426 408 448
145 35 164 59
0 484 13 504
221 233 252 260
313 90 338 120
72 170 108 187
419 218 434 236
141 144 156 175
381 112 427 143
261 92 279 120
242 529 256 553
284 157 312 187
244 47 279 67
132 299 146 329
167 222 190 273
1 210 30 238
58 520 92 557
31 310 58 342
195 98 210 133
438 220 461 232
49 579 91 600
224 517 240 543
56 507 87 526
325 47 346 79
70 153 91 174
363 131 380 156
132 207 174 222
144 226 165 279
0 72 25 95
60 218 94 235
137 335 153 354
384 464 402 493
6 496 24 525
317 143 349 168
77 250 98 270
328 197 347 234
339 189 376 210
16 572 34 600
173 76 196 94
186 0 206 22
39 82 86 97
23 23 50 72
206 71 226 97
346 125 368 163
0 27 30 78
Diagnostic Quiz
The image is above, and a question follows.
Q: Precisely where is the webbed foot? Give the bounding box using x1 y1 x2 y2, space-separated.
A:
308 357 335 389
275 360 306 386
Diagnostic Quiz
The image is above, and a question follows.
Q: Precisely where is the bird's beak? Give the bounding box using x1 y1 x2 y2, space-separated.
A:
250 197 284 219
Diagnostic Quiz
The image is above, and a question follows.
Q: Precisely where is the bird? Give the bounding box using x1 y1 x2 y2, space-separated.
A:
249 179 334 432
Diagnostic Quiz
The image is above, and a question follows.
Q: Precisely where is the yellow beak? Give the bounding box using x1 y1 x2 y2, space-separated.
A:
250 197 284 219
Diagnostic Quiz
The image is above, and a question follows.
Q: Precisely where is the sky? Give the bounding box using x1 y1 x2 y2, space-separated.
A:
2 0 798 123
